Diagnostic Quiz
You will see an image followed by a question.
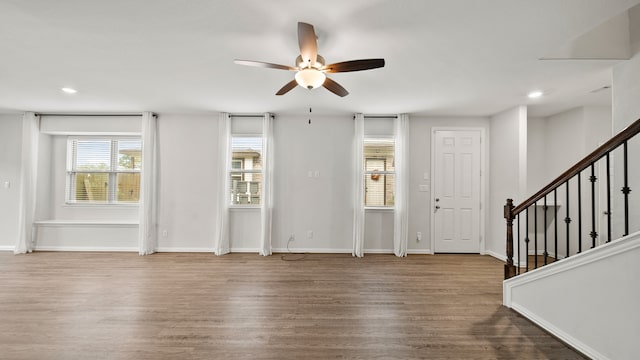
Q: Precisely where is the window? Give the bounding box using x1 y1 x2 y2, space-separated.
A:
229 136 262 205
364 138 395 207
66 137 142 204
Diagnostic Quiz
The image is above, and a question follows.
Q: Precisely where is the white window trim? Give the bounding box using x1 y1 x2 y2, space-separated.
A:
229 205 261 210
229 134 263 207
363 136 395 208
364 206 395 211
66 136 141 205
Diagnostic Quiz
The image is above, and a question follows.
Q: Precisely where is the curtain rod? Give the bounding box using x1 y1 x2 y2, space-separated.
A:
34 113 155 117
353 115 398 119
229 114 274 118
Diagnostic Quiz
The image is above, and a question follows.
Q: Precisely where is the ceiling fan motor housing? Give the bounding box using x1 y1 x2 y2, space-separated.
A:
296 54 325 69
234 22 384 97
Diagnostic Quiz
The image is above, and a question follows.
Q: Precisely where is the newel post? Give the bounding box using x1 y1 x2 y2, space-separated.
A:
504 199 516 279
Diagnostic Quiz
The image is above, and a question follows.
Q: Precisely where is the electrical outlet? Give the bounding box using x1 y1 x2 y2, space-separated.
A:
162 229 168 237
417 232 422 241
290 234 295 241
307 230 313 239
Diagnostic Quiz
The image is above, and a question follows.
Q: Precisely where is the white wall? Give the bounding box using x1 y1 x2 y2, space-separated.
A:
156 113 219 251
613 53 640 132
526 117 547 194
156 113 491 255
0 114 22 250
612 51 640 238
487 106 527 259
541 106 612 186
39 135 139 222
272 115 354 252
504 231 640 360
408 116 490 254
545 107 586 181
26 116 143 250
510 107 613 260
0 112 492 255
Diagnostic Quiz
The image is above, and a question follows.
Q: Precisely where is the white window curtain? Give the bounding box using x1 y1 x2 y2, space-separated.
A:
214 113 231 255
393 113 409 257
15 112 40 254
260 113 274 256
138 112 158 255
352 113 365 257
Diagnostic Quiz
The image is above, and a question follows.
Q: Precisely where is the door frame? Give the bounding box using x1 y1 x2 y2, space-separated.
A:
430 127 488 254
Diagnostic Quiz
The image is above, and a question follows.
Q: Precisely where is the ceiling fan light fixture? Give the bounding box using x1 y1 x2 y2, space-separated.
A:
295 68 326 89
296 54 325 69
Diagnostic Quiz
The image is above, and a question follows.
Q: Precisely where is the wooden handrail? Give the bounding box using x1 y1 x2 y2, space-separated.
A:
505 117 640 279
512 118 640 215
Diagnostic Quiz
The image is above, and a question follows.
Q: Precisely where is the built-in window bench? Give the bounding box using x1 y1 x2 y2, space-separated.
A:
33 220 139 252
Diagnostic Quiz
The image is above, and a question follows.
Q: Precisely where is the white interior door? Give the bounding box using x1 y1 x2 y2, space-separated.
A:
433 130 481 253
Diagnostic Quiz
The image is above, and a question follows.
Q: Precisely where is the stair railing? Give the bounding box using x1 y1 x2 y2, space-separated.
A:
504 119 640 279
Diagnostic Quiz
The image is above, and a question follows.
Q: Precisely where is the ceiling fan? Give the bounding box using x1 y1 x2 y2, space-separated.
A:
234 22 385 97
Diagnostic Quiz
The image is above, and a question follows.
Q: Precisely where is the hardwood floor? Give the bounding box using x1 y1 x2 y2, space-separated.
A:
0 252 583 359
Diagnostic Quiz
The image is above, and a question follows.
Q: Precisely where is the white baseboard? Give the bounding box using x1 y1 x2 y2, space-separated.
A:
363 248 394 254
510 302 608 360
271 247 352 254
156 247 214 253
487 251 529 269
34 246 137 252
0 246 15 252
485 250 506 261
486 249 562 267
230 247 261 253
407 249 433 255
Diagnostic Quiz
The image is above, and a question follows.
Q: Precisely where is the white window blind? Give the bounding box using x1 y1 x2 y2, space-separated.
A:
364 138 395 207
229 136 262 205
66 137 142 203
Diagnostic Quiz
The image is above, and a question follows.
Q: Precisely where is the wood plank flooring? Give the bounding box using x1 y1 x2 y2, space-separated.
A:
0 252 583 359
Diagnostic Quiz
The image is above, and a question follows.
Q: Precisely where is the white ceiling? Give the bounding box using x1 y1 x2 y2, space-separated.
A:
1 0 639 117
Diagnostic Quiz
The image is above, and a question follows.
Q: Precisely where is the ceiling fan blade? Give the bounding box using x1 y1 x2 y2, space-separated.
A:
276 79 299 96
234 59 297 71
323 77 349 97
323 59 385 73
298 22 318 66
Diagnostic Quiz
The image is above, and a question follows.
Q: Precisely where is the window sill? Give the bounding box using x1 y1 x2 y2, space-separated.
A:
365 207 394 212
229 206 261 211
63 202 139 208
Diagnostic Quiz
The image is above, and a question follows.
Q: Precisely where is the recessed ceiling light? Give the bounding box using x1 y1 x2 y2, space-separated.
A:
527 91 543 99
61 87 77 94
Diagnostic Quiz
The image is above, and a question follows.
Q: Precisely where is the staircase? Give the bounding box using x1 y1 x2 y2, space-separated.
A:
502 119 640 360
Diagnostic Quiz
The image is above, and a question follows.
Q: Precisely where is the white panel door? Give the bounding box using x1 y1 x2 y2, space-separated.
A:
433 130 481 253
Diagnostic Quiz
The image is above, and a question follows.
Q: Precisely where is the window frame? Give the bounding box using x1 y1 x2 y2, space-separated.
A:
65 136 142 205
229 134 263 208
363 136 396 209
